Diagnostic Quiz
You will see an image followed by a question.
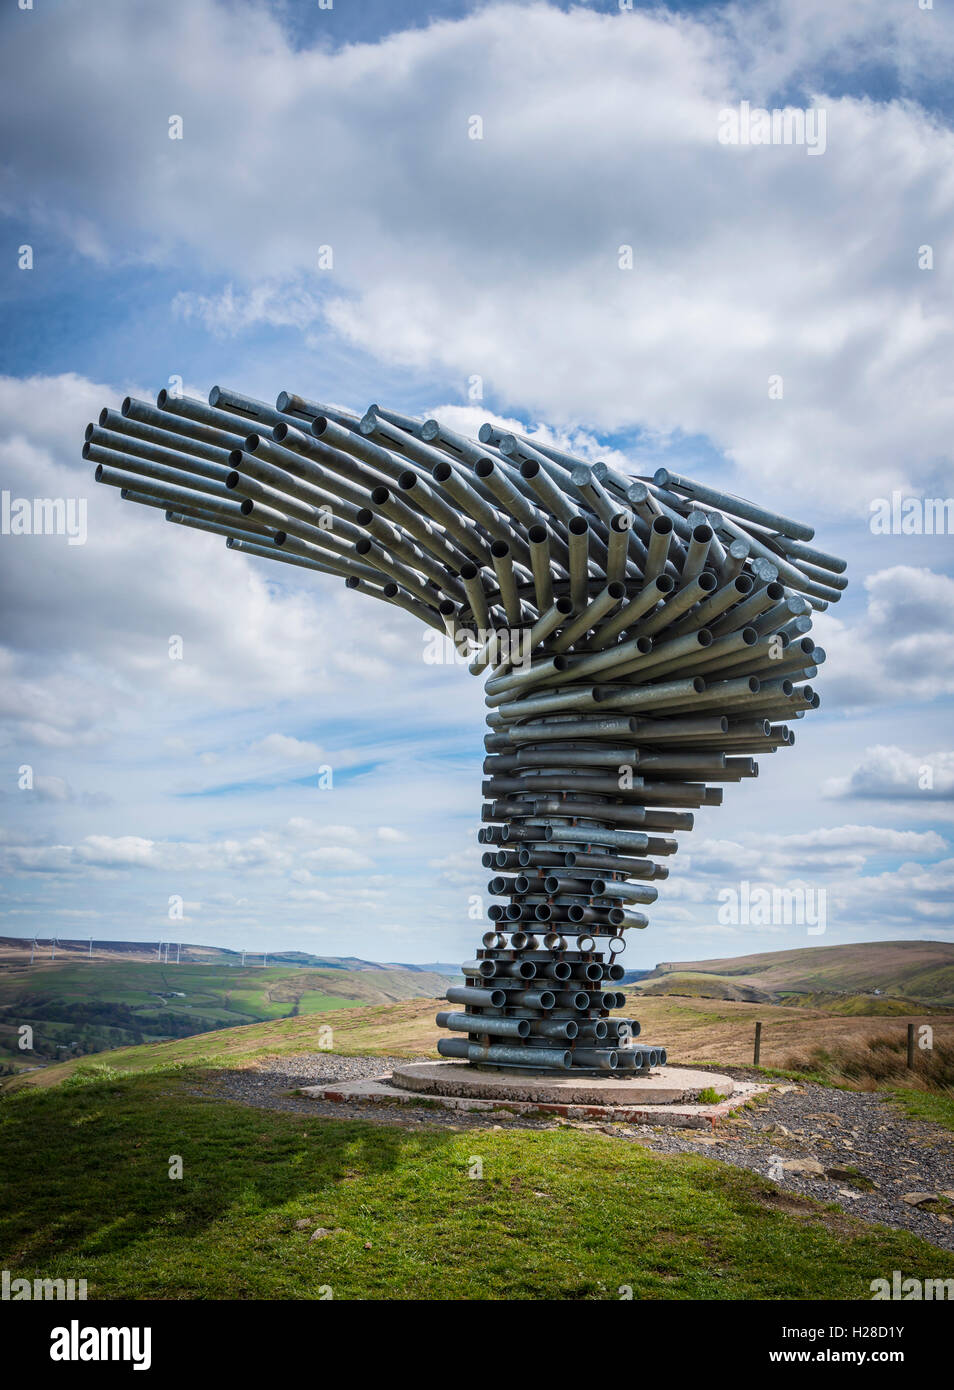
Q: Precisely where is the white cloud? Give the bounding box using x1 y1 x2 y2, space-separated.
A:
823 745 954 800
254 733 327 763
813 567 954 708
2 2 953 509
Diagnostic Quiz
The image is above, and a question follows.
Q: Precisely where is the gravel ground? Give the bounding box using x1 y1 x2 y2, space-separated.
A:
192 1053 954 1251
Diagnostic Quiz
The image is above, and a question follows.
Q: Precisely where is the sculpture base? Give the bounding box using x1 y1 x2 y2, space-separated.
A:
301 1062 769 1127
392 1060 727 1105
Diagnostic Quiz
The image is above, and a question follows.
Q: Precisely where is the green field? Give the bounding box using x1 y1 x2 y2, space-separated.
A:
0 961 452 1070
1 1065 951 1300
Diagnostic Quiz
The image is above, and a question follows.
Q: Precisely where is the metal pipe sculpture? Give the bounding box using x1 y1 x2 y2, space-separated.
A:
84 386 847 1077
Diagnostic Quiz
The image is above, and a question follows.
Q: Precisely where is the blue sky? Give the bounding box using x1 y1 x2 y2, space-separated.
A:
1 0 952 967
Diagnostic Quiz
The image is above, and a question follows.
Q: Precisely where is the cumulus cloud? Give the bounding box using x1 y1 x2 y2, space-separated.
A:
823 745 954 800
682 824 946 877
0 820 379 877
2 1 953 507
2 2 953 962
253 733 328 763
812 567 954 707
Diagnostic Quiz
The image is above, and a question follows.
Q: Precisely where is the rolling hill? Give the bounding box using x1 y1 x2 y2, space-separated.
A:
0 952 454 1072
634 940 954 1009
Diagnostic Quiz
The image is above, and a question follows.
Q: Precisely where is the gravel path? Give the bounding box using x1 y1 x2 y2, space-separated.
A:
192 1053 954 1251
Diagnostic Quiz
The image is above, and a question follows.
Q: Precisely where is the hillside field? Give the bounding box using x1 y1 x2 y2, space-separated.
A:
0 959 452 1070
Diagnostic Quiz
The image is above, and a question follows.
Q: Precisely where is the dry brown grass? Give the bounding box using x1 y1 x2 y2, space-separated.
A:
10 991 954 1096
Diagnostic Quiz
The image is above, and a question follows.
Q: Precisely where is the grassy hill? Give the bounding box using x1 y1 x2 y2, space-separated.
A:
0 959 452 1071
4 1064 952 1300
639 941 954 1009
3 954 951 1301
8 991 953 1104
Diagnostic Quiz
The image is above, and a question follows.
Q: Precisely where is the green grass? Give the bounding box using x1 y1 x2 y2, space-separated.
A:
0 1066 951 1301
697 1086 729 1105
889 1088 954 1133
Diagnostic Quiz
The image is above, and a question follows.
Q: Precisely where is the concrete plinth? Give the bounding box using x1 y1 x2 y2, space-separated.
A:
392 1061 730 1106
300 1061 770 1128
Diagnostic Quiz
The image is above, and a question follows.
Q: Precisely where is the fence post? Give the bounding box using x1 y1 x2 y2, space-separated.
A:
753 1020 762 1067
907 1023 916 1070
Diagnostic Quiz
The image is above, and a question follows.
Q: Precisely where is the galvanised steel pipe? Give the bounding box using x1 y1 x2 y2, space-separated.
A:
644 515 674 582
590 880 658 904
566 516 591 611
606 513 632 584
121 486 274 535
669 574 754 636
521 457 580 526
583 575 675 649
592 676 708 712
368 485 470 571
549 634 653 688
397 469 490 563
85 440 231 490
653 467 814 543
166 511 279 549
719 537 750 581
431 459 511 546
93 459 230 507
680 524 713 582
122 395 247 450
770 533 847 575
233 441 367 526
547 582 625 654
437 1012 531 1039
229 536 382 584
504 715 640 742
460 1042 572 1068
247 432 376 513
445 986 508 1009
88 419 234 470
489 542 523 626
629 573 719 638
571 1048 618 1071
529 1019 579 1040
706 581 786 636
276 391 362 428
474 457 541 529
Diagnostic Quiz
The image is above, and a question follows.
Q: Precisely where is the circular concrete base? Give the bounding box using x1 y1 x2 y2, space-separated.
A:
391 1060 734 1107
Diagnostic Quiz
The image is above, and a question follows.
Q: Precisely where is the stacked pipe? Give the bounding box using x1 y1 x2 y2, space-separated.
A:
85 386 846 1076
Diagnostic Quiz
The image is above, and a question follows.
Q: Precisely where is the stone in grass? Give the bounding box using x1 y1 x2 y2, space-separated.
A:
295 1219 313 1230
901 1193 939 1208
310 1227 340 1241
781 1158 826 1176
